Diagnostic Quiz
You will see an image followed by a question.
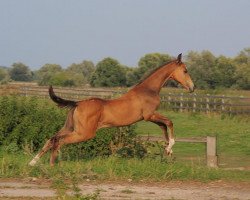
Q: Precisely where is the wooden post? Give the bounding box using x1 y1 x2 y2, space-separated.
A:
168 93 171 108
180 93 183 112
221 95 225 112
206 136 218 168
206 94 210 114
168 93 173 109
214 98 217 111
193 94 197 112
139 135 218 168
161 96 166 110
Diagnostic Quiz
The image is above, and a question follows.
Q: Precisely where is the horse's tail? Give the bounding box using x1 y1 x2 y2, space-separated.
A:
49 86 77 108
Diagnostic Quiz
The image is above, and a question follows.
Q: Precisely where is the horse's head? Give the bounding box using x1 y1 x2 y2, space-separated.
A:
170 54 195 93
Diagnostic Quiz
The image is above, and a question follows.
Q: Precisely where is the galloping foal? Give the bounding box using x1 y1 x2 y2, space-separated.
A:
29 53 194 166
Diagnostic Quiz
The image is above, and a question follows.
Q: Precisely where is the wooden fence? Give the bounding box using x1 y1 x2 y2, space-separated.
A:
18 85 121 100
2 85 250 114
138 135 218 168
160 93 250 114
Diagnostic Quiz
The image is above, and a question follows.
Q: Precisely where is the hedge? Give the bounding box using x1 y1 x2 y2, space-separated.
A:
0 96 146 159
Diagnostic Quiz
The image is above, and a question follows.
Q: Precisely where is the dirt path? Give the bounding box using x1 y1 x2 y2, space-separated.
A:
0 179 249 200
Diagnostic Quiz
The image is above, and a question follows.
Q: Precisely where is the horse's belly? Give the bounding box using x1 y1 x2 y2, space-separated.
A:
99 102 143 128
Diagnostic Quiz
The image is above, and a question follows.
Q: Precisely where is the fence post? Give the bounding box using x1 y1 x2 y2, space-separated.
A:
206 136 218 168
161 96 167 110
221 95 225 112
206 94 210 114
168 93 172 110
229 98 232 114
24 87 28 97
193 93 197 112
180 93 183 112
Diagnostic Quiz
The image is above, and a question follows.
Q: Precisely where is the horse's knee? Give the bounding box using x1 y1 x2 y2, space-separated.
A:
85 131 96 141
50 135 63 150
165 120 173 128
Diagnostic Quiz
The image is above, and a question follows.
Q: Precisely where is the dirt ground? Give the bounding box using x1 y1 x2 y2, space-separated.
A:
0 179 249 200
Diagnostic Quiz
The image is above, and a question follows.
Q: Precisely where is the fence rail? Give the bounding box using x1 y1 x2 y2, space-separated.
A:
160 93 250 114
138 135 218 168
1 85 250 114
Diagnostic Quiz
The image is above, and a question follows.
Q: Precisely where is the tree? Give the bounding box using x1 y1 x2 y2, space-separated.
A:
186 51 216 89
9 63 32 82
66 60 95 85
48 71 76 87
125 53 172 86
37 64 62 86
67 60 95 77
90 57 126 87
0 67 8 83
136 53 172 79
234 48 250 64
214 56 236 88
37 63 62 76
234 48 250 89
125 68 138 87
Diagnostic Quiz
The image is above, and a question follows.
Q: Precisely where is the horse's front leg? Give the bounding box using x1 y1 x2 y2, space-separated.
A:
147 112 175 155
151 121 169 146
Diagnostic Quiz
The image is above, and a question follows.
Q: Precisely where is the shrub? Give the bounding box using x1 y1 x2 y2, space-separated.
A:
0 96 65 150
61 126 147 160
0 96 146 159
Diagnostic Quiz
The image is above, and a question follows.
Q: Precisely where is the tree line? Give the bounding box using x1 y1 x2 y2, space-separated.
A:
0 48 249 90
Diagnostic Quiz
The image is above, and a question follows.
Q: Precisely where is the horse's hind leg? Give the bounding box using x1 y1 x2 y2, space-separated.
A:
29 108 77 166
28 129 71 166
49 129 96 166
29 139 53 166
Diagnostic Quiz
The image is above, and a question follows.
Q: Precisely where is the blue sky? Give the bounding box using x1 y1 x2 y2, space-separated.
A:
0 0 249 69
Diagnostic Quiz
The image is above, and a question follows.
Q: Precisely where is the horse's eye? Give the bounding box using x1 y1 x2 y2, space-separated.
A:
184 70 188 73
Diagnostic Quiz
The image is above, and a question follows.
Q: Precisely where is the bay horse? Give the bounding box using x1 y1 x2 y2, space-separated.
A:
29 53 194 166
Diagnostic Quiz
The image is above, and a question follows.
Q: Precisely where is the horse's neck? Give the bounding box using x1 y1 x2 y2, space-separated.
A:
136 63 176 94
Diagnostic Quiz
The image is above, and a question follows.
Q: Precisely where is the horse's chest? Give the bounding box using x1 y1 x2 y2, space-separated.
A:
143 96 160 108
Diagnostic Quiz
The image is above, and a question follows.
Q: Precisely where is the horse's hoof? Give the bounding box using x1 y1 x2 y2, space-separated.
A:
28 160 36 166
165 148 173 156
28 156 39 166
50 162 55 167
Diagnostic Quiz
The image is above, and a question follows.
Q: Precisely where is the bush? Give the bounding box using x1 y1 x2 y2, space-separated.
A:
0 96 146 160
0 96 65 150
61 126 146 160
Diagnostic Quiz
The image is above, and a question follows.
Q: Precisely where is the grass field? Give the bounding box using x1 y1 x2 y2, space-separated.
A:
0 95 249 187
0 87 249 200
135 110 250 168
1 152 250 183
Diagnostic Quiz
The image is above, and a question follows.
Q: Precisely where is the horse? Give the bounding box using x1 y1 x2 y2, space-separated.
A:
29 53 194 166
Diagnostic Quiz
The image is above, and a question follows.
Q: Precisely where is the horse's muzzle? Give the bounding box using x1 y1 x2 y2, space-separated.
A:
189 87 195 93
188 82 195 93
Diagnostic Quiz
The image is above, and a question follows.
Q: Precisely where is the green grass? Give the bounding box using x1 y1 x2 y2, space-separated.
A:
0 108 249 185
0 152 250 183
135 111 250 168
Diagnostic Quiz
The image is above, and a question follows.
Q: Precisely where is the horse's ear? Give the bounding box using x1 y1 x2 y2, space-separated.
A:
177 53 182 63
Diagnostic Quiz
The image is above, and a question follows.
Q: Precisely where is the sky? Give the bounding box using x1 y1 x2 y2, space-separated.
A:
0 0 250 69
